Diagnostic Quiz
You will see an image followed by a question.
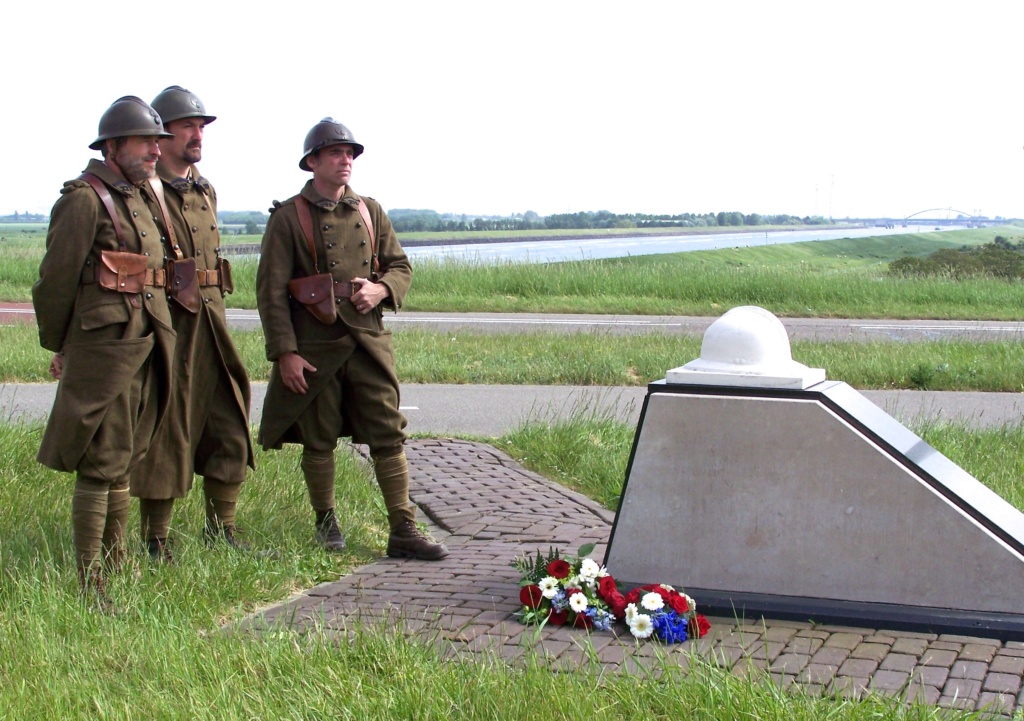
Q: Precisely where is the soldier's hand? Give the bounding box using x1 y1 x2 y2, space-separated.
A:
49 353 64 380
278 352 316 395
350 277 389 314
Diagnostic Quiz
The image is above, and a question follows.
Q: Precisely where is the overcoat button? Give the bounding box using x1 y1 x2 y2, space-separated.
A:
363 259 369 265
330 261 337 267
355 222 362 228
360 240 366 246
132 211 138 217
140 231 147 237
191 226 198 232
322 225 330 231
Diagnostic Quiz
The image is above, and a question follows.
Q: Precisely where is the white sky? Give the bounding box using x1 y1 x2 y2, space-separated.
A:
3 2 1021 220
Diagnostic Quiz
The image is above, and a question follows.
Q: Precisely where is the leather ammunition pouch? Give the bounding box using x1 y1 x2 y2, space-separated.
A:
97 250 150 294
166 257 200 313
216 257 234 294
288 273 337 325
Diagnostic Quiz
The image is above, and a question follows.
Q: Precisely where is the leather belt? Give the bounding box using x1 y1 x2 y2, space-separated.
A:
145 268 166 287
334 280 354 299
196 269 221 287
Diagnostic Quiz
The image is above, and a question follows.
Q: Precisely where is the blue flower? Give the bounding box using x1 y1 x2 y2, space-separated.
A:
653 611 689 644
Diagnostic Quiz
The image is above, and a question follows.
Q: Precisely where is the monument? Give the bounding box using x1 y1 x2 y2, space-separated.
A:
603 306 1024 639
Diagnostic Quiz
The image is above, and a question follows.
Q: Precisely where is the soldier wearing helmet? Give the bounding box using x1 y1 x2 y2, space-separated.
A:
130 86 255 561
256 118 447 560
31 96 177 610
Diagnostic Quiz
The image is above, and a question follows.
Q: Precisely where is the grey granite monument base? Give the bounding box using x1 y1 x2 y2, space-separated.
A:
604 380 1024 639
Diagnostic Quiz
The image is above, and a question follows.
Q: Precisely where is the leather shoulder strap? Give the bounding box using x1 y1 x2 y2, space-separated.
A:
79 172 127 251
356 198 379 272
148 178 183 260
293 196 320 272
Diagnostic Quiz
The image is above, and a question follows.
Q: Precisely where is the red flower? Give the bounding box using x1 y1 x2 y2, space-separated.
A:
623 588 642 607
572 612 593 629
607 591 627 621
597 575 618 600
519 584 544 609
548 610 568 626
547 559 571 579
663 591 690 615
688 614 711 638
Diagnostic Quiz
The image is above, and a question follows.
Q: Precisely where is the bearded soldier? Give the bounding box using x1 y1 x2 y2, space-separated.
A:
256 118 447 560
33 96 176 609
132 86 254 560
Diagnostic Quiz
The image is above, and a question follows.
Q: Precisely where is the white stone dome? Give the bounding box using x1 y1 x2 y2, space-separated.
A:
666 306 826 389
699 305 793 369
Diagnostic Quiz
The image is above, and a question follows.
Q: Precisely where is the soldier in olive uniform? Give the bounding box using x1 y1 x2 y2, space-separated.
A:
256 118 447 560
32 97 177 607
131 86 254 560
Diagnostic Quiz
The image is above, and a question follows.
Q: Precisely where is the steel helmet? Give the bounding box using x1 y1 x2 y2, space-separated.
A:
89 96 173 150
150 85 216 125
299 118 364 171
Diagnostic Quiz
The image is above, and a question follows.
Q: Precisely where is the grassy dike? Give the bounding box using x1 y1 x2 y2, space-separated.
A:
0 227 1018 718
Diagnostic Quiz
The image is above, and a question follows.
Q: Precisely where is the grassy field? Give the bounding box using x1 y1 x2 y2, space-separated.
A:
1 224 1019 718
2 323 1022 392
0 414 1010 719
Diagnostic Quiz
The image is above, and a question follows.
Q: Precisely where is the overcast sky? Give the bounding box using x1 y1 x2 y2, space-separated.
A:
3 2 1021 220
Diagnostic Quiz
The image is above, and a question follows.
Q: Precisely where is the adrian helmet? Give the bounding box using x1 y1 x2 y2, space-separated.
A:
89 96 174 150
150 85 216 125
299 118 364 171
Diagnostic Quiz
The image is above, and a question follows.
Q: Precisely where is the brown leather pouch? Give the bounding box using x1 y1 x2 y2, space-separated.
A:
97 250 148 293
217 257 235 294
166 257 200 313
288 273 336 324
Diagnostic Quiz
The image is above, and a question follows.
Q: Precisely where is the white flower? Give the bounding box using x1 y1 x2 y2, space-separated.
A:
538 577 560 599
624 603 638 624
578 558 601 581
565 575 580 588
680 593 696 613
629 613 655 639
658 583 675 593
640 592 665 612
568 592 589 613
597 567 610 578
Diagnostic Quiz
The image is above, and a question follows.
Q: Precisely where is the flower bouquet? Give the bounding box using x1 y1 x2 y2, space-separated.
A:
512 545 711 642
622 583 711 643
512 544 623 630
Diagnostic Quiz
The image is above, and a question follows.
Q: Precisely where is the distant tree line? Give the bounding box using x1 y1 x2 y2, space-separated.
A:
0 211 47 223
388 208 832 233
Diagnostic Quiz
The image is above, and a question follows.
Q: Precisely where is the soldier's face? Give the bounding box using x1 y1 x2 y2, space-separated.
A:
307 144 355 190
162 118 205 165
112 136 161 184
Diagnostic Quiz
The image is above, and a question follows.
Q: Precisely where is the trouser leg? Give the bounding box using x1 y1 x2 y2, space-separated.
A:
301 448 336 512
72 476 108 577
373 450 416 529
139 498 174 561
301 448 345 551
203 478 241 528
101 480 130 571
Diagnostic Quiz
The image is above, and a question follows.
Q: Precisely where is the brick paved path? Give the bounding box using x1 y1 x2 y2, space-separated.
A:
241 439 1024 718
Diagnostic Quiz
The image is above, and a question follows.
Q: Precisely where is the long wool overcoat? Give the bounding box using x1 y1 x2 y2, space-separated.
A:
131 163 254 499
255 181 412 450
32 159 175 477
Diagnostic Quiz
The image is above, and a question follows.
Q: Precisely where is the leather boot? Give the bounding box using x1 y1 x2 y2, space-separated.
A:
147 537 173 564
387 520 449 561
77 566 116 615
204 519 251 551
314 509 346 552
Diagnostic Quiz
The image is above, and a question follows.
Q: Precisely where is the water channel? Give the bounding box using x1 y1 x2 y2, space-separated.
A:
404 225 958 265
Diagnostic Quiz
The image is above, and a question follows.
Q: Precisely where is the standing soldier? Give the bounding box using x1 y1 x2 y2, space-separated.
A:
133 86 254 560
32 96 176 608
256 118 447 560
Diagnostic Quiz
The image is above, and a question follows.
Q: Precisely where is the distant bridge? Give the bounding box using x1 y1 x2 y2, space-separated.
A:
864 208 992 229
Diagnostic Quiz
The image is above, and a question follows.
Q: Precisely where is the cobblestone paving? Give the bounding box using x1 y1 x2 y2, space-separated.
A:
241 439 1024 718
